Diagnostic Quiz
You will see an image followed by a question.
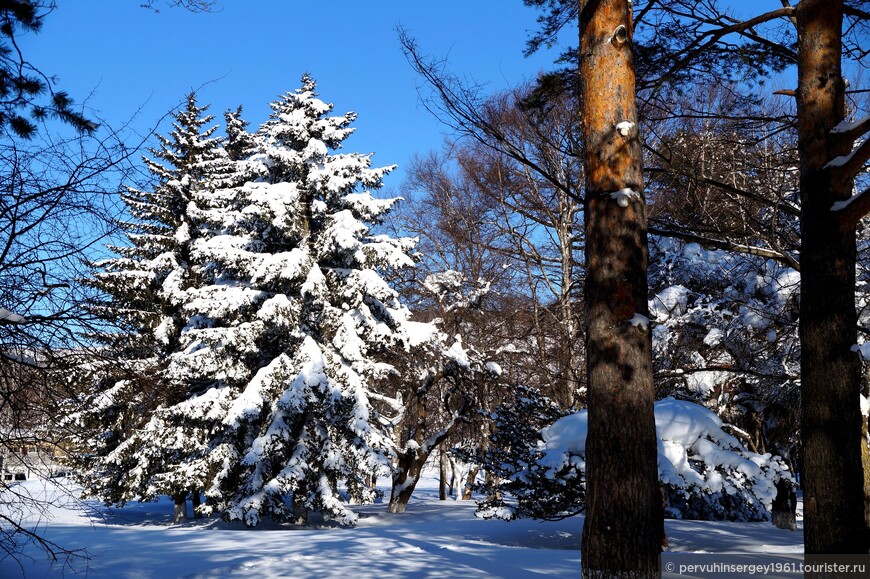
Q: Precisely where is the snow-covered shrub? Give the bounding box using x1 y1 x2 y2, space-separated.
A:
652 398 794 520
472 393 794 522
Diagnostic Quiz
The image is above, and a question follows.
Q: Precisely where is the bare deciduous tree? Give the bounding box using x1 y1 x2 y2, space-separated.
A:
0 123 143 566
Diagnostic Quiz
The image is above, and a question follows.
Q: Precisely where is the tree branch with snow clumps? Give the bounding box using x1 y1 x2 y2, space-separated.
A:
0 308 25 323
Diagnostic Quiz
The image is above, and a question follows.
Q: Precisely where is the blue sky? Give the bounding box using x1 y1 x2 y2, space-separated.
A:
20 0 565 190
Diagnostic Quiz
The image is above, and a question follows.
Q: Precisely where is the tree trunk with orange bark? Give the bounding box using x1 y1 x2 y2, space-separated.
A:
796 0 868 555
578 0 662 576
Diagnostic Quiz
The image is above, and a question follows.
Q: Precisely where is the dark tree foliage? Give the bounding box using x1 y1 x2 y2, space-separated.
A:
139 0 215 12
455 385 580 521
0 1 96 138
523 0 797 98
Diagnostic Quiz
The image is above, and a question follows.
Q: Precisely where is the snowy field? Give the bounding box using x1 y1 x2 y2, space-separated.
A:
1 473 802 578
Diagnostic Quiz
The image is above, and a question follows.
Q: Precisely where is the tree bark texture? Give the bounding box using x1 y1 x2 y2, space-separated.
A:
579 0 662 576
173 494 188 523
388 376 432 514
388 446 427 514
439 447 448 501
191 489 202 519
863 368 870 533
462 467 479 501
861 408 870 533
796 0 868 555
771 479 797 531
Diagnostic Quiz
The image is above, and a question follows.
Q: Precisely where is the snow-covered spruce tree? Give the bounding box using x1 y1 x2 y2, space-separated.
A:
166 75 416 526
222 106 257 163
68 94 227 520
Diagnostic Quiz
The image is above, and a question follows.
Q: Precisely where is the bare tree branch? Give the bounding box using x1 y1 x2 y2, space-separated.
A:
652 7 797 91
645 165 801 217
648 225 800 270
398 29 581 204
655 364 797 381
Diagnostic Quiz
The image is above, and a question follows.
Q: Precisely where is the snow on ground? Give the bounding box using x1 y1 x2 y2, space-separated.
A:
0 472 802 578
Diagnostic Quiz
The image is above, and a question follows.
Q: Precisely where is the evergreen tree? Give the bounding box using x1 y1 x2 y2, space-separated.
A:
164 75 417 526
223 106 257 162
69 94 226 517
0 1 96 137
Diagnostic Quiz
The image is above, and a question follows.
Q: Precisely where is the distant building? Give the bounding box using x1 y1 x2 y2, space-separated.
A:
0 347 77 482
0 434 68 481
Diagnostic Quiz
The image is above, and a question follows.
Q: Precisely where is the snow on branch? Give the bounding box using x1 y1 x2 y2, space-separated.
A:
824 137 870 180
654 365 797 382
628 313 649 330
422 421 457 455
422 270 491 313
831 184 870 228
831 113 870 141
0 308 26 324
648 226 800 271
368 390 405 414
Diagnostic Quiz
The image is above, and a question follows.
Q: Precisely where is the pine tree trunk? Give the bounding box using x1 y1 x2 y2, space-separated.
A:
863 413 870 532
796 0 869 555
173 493 188 523
578 1 662 576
